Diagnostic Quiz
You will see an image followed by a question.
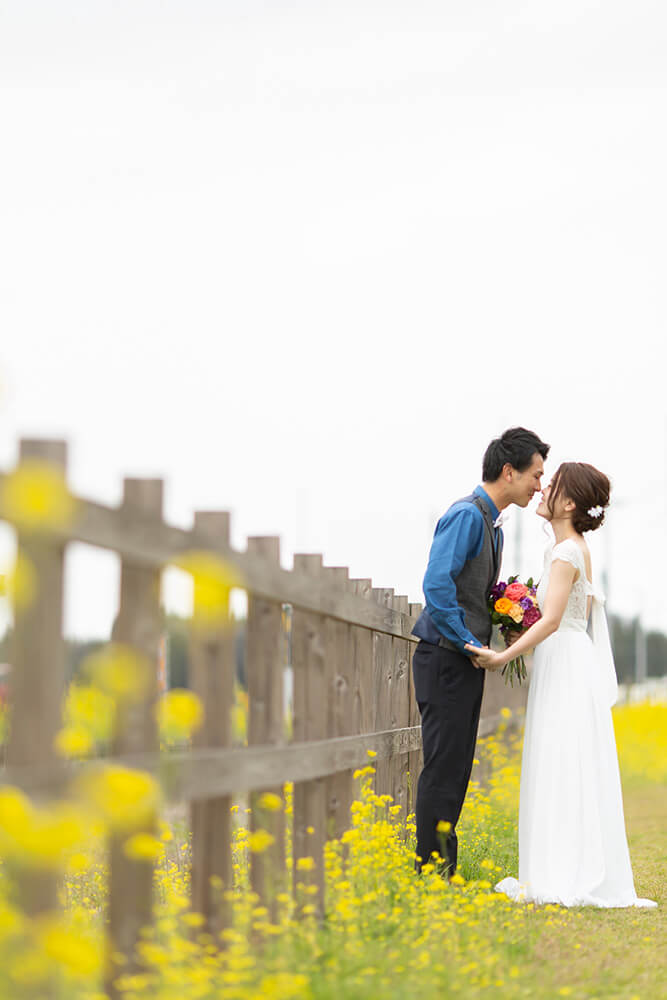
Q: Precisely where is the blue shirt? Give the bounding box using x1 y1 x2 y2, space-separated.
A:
418 485 503 653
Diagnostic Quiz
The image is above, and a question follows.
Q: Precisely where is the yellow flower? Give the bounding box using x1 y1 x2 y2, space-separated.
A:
436 820 452 834
296 856 315 871
173 551 242 629
366 749 377 759
508 603 524 624
494 597 513 615
123 832 164 862
54 726 94 759
83 644 151 703
74 765 160 832
257 792 283 812
2 459 75 533
157 689 204 743
35 915 101 978
0 789 89 868
3 552 37 611
248 829 275 853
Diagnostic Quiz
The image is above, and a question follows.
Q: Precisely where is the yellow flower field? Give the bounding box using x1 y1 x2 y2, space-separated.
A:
0 700 664 999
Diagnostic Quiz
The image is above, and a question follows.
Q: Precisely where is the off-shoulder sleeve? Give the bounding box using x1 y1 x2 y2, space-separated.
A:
551 539 584 572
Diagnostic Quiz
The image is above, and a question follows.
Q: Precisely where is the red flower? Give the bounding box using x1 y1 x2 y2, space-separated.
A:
504 582 528 602
522 606 541 627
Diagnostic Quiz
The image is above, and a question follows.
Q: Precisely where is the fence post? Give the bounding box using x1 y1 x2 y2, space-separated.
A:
291 554 327 916
189 511 234 938
246 536 286 922
350 579 374 743
107 478 163 997
389 595 411 824
7 438 68 921
407 603 423 818
323 567 354 840
371 587 394 798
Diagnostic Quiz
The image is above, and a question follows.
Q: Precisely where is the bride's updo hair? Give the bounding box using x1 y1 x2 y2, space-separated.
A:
547 462 611 533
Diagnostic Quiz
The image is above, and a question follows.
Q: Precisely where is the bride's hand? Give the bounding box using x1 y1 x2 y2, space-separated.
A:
464 643 504 671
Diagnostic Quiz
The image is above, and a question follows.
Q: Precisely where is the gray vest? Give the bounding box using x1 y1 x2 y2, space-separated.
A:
413 493 503 652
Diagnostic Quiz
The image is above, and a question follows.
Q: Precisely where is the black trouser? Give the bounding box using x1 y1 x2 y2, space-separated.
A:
412 640 485 874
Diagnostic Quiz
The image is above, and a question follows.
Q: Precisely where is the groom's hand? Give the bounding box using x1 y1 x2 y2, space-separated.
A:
465 642 489 669
465 643 503 671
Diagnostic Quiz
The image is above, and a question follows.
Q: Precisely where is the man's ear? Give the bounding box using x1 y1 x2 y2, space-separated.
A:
502 462 514 482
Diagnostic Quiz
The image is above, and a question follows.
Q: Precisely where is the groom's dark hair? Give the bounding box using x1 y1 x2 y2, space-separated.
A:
483 427 550 481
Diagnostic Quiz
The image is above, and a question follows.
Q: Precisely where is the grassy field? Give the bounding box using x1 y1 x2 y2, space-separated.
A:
0 701 664 1000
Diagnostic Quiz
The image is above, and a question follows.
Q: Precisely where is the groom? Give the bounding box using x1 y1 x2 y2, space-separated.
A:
411 427 550 875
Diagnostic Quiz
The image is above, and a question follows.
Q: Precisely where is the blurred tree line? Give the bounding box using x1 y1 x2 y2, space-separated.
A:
0 612 664 689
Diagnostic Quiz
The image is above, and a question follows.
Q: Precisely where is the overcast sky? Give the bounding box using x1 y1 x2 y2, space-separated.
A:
1 0 665 638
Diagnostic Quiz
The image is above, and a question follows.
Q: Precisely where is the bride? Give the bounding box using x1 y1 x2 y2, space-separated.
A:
466 462 656 908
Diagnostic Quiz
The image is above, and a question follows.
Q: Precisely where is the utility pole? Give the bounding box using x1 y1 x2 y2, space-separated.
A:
634 615 647 685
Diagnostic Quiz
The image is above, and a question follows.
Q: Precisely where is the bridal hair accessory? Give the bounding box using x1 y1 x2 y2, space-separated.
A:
587 505 604 518
493 511 509 528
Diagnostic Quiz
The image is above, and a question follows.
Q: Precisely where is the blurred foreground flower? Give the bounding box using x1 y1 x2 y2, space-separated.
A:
73 766 160 833
123 832 164 862
173 550 242 629
156 689 203 745
34 913 101 979
248 829 275 853
82 644 152 704
56 683 115 759
1 459 75 532
0 787 90 869
2 552 37 611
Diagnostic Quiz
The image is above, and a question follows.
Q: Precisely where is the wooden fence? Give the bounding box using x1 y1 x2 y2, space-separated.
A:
0 438 526 996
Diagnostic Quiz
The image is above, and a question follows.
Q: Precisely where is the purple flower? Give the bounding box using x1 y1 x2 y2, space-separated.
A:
519 596 533 610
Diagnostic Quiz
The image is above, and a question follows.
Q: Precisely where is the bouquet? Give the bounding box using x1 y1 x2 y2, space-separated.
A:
488 576 541 685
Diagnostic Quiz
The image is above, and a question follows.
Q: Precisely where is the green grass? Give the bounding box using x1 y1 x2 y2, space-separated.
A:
454 777 665 1000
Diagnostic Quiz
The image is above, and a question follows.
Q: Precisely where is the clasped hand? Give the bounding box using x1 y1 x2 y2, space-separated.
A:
464 643 504 671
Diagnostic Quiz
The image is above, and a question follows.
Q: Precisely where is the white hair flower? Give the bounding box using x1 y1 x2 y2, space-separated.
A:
587 505 604 518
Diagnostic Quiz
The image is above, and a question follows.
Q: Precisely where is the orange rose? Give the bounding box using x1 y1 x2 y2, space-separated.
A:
494 598 513 615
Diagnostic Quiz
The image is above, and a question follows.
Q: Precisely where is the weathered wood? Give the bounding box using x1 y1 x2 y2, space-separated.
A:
351 580 374 741
372 589 395 798
0 475 420 640
324 568 354 840
247 537 286 920
407 636 422 819
405 603 423 818
3 713 523 803
7 439 68 922
189 512 234 936
108 478 163 997
389 596 411 824
291 554 327 915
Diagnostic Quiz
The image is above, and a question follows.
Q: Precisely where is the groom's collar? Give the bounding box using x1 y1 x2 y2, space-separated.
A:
473 485 500 524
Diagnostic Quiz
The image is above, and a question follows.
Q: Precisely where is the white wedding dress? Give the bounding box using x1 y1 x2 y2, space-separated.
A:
496 537 656 908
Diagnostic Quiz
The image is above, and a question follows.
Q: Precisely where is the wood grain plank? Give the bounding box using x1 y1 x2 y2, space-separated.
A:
189 511 234 937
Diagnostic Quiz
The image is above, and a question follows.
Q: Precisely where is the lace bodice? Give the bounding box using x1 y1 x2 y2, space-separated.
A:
537 538 593 628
